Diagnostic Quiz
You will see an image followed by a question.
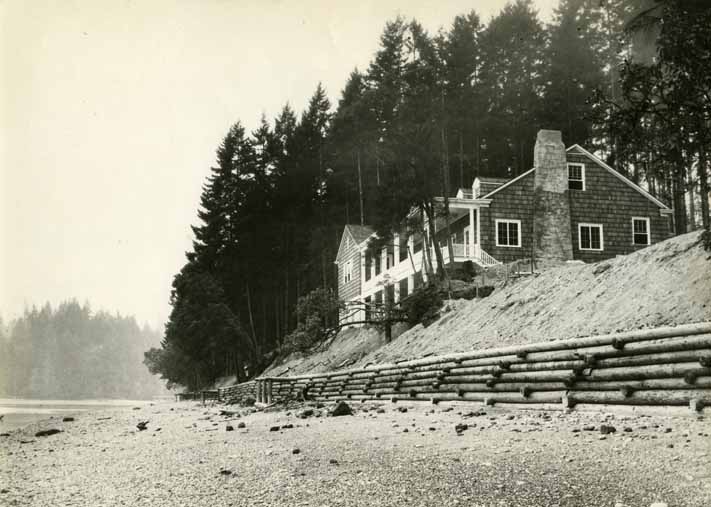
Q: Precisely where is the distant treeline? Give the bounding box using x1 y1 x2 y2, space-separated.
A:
0 300 167 399
145 0 711 391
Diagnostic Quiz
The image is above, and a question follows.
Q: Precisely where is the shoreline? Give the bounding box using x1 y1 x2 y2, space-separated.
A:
2 400 710 506
0 398 156 433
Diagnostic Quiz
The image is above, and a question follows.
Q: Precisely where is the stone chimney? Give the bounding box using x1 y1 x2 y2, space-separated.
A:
532 129 573 267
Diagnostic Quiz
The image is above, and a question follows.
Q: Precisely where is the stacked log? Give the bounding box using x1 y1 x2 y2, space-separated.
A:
254 323 711 412
218 380 257 404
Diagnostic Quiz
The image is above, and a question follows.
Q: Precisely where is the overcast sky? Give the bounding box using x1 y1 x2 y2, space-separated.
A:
0 0 556 329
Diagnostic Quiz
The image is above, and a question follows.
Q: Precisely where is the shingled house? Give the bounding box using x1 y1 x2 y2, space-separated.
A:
334 129 673 324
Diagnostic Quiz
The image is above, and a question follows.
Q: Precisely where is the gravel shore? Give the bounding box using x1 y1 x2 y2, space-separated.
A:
1 401 710 506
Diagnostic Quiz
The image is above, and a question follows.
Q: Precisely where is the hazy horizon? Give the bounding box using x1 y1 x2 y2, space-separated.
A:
0 0 556 329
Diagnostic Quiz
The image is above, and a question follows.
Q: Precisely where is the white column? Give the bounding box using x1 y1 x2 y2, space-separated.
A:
469 207 475 258
432 216 438 266
393 233 400 265
476 208 481 257
394 279 400 303
359 250 366 286
381 247 387 273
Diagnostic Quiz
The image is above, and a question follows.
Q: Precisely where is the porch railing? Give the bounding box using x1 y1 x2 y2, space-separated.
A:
440 243 501 267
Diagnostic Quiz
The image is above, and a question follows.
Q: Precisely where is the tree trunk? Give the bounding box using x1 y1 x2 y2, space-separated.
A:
474 133 481 179
698 144 710 230
440 126 455 276
672 164 688 234
423 202 446 280
357 149 365 226
375 143 381 186
459 131 464 188
245 280 259 360
688 163 697 230
420 209 435 279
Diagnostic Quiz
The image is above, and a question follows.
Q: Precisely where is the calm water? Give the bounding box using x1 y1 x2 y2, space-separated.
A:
0 398 153 432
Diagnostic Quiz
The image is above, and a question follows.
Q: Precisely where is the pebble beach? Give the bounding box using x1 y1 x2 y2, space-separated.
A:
2 400 710 507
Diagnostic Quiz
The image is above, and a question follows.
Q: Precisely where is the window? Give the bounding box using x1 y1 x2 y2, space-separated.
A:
399 278 409 299
399 235 409 263
495 219 521 247
578 223 604 251
386 284 395 303
364 253 371 281
632 217 650 245
343 260 352 283
413 232 423 254
568 163 585 190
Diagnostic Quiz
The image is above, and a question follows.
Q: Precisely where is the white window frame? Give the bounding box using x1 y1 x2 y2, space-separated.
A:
344 260 352 283
568 163 586 191
632 217 651 245
495 219 522 248
578 223 604 251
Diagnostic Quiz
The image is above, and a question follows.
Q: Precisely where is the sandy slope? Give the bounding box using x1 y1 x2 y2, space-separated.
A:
266 230 710 377
1 401 710 506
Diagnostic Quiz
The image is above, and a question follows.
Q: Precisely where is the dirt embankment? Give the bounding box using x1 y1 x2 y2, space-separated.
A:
267 230 710 377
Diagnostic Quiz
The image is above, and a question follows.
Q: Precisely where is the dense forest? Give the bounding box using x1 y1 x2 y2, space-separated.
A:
0 301 167 399
144 0 711 391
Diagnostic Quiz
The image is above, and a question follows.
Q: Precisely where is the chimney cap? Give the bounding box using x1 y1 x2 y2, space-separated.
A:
536 129 563 143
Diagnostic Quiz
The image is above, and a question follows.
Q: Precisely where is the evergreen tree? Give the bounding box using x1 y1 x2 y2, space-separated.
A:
541 0 605 146
440 11 485 186
593 0 711 231
161 263 249 389
364 17 408 188
480 0 546 175
330 69 370 225
0 300 166 399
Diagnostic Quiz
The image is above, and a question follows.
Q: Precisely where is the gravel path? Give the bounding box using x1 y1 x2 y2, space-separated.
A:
1 401 710 506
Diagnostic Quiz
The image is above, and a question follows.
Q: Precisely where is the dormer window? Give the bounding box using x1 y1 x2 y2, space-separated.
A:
568 163 585 190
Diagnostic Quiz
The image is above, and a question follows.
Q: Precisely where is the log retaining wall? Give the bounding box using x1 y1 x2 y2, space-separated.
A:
218 380 257 404
254 323 711 413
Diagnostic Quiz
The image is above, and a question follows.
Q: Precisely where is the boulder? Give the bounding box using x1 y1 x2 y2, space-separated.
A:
35 429 62 437
330 401 353 417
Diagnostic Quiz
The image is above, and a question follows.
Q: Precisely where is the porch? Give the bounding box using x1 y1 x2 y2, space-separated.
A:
357 198 500 305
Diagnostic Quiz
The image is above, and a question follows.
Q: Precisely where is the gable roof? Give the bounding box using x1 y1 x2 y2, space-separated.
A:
476 177 510 185
346 224 375 244
482 168 536 198
567 144 671 211
482 146 671 213
335 224 375 263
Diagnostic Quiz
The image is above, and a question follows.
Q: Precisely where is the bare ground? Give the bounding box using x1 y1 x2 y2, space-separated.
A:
2 401 710 507
266 230 711 377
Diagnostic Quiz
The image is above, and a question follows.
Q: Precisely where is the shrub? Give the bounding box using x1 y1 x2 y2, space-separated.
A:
401 283 443 327
701 229 711 252
461 260 476 280
283 288 342 353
